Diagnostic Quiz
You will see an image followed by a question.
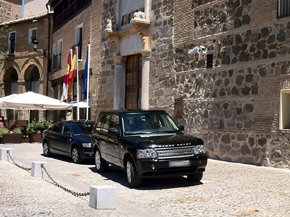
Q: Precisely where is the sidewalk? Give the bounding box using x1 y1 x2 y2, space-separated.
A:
0 143 290 217
0 161 154 217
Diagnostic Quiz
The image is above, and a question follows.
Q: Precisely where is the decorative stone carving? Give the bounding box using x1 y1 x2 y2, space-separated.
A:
131 11 146 23
104 19 112 33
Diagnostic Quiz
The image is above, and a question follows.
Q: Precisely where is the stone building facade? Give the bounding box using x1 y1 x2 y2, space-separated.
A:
166 0 290 168
98 0 174 112
0 0 22 23
46 0 102 121
0 14 49 121
98 0 290 168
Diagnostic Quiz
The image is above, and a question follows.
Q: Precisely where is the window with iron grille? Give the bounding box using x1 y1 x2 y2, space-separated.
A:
28 28 37 44
8 31 16 54
207 54 213 68
57 39 62 69
52 43 58 70
278 0 290 18
76 26 82 60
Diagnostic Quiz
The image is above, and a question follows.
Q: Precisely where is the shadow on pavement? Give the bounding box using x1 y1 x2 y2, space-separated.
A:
88 166 203 190
41 154 94 165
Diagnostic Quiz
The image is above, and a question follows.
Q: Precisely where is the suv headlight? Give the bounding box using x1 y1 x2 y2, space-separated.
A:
82 143 92 148
137 149 158 159
193 145 205 155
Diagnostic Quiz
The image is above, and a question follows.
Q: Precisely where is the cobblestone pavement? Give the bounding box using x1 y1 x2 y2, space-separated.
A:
0 143 289 217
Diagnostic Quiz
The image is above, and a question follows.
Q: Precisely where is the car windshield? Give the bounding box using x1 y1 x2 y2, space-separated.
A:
70 123 90 135
121 113 179 135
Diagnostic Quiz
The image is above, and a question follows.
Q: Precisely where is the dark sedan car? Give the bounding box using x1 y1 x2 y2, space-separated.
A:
42 121 94 163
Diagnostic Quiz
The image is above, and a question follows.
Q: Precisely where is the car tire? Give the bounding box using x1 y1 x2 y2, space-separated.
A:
187 172 203 182
94 148 108 172
126 158 142 188
43 141 51 157
71 146 82 164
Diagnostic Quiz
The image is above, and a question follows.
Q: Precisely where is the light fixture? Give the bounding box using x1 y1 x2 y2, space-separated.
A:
188 45 207 55
32 39 39 51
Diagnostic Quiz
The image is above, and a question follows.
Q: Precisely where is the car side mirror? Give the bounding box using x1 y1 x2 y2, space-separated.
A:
108 128 119 138
178 125 184 131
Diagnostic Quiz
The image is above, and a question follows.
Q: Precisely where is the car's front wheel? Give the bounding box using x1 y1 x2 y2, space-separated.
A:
71 146 82 163
187 172 203 182
94 148 108 172
126 158 142 188
43 141 51 156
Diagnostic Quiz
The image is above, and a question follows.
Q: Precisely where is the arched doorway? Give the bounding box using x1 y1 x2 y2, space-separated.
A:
24 65 40 122
3 68 19 121
25 65 40 93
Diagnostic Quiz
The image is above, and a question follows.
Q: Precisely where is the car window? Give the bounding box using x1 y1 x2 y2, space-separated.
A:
109 114 119 131
121 113 179 135
50 123 62 133
70 123 88 134
102 114 111 133
96 113 105 132
62 125 70 134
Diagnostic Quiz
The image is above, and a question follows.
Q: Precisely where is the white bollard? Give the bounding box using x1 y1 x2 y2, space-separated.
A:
89 185 116 210
31 161 49 178
0 148 13 162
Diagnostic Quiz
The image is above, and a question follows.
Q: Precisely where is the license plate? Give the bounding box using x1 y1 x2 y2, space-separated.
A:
169 160 190 167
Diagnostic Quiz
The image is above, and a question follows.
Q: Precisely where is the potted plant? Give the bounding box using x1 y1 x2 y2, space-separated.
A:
27 119 52 143
0 127 23 143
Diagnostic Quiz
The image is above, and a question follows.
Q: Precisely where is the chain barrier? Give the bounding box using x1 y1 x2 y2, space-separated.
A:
40 164 90 197
7 151 32 171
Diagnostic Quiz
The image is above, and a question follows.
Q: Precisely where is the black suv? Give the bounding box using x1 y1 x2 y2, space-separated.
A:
92 110 207 188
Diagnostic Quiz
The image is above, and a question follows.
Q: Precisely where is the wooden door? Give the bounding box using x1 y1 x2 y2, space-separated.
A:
125 55 142 109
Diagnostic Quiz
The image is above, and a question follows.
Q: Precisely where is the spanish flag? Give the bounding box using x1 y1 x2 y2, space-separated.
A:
68 48 77 102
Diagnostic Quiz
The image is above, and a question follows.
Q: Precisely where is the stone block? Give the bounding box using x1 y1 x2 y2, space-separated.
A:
89 186 116 210
0 148 13 162
31 161 49 178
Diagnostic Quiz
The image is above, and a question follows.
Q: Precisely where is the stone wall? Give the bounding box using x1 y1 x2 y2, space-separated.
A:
95 0 117 112
149 0 175 114
170 0 290 168
0 0 22 23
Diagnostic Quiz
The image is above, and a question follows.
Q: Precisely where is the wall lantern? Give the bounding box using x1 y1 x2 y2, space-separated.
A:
32 39 39 51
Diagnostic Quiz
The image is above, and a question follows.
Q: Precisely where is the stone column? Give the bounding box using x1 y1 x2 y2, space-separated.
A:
140 49 151 110
113 56 126 109
144 0 151 22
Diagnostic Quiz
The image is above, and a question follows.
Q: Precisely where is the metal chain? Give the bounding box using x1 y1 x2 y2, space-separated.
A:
40 164 90 197
7 151 32 171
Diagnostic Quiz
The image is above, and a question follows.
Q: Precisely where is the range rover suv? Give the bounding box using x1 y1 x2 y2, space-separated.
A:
92 110 207 188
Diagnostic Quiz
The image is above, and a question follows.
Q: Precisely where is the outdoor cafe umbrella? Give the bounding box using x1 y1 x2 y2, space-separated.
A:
0 94 18 108
2 91 72 110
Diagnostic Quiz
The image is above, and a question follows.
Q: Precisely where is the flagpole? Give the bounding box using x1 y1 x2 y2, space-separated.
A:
76 46 80 121
86 44 91 120
70 49 73 121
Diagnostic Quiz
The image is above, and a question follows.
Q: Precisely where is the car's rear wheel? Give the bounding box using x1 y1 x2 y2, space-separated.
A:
94 149 108 172
43 141 51 156
126 158 142 188
71 146 82 163
187 172 203 182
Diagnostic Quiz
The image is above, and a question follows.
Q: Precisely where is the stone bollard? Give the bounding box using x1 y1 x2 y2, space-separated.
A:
31 161 49 178
89 185 116 210
0 148 13 162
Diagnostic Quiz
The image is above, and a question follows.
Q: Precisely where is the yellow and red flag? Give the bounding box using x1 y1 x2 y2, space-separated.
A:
68 48 77 102
60 50 71 102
